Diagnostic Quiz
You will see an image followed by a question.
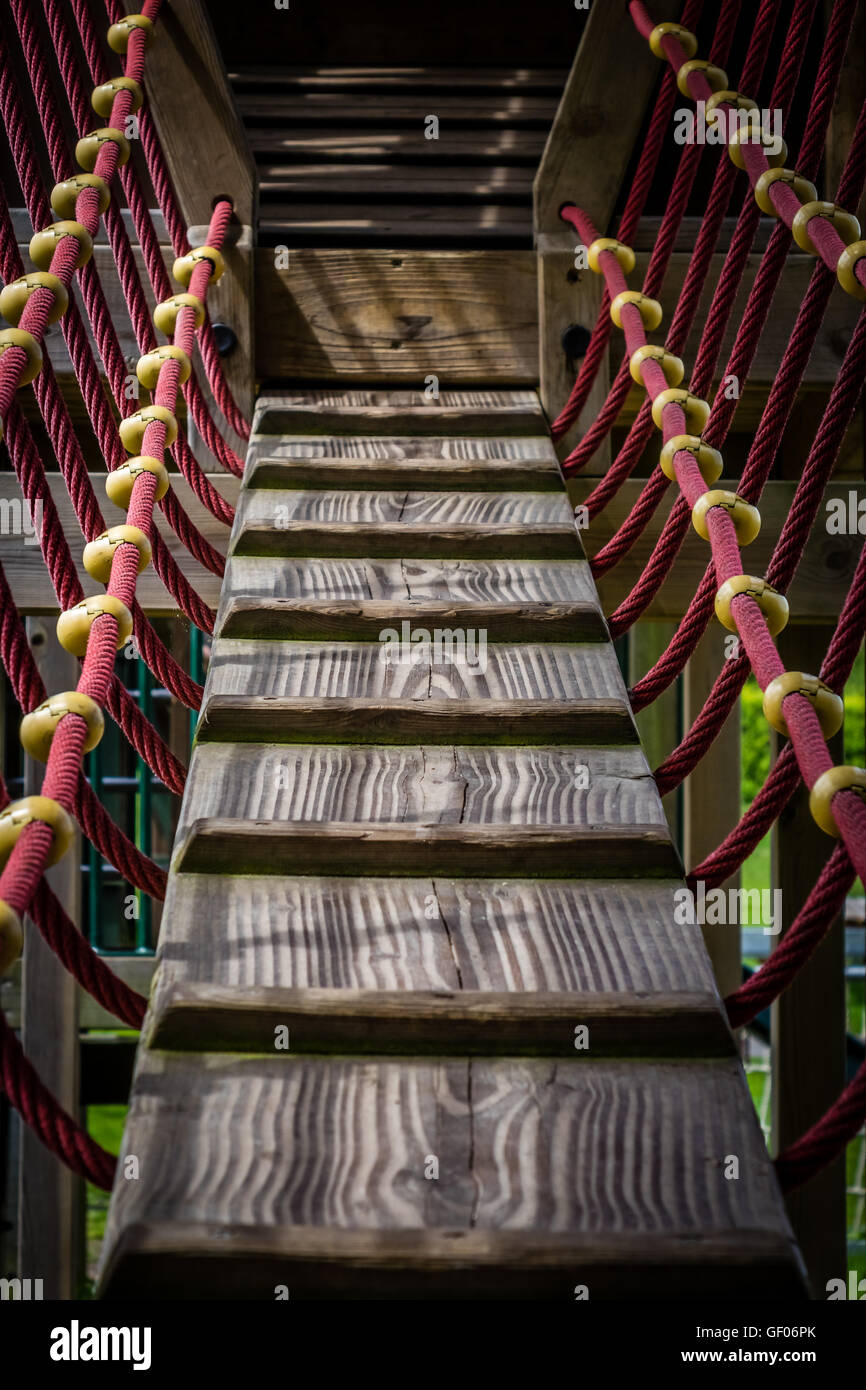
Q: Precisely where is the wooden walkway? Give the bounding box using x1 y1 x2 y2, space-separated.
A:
99 390 806 1299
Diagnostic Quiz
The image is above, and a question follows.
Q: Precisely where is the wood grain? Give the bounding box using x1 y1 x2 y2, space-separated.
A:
233 520 582 560
98 1054 805 1299
154 873 716 995
246 454 561 491
255 249 538 383
217 597 608 642
254 388 546 437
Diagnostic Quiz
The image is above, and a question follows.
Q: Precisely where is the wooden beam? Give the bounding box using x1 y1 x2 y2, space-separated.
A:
533 0 680 235
683 629 742 998
18 625 82 1300
771 624 847 1297
255 249 538 384
141 0 256 415
2 956 156 1032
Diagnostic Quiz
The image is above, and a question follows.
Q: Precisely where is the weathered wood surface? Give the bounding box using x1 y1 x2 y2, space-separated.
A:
255 250 538 383
101 388 803 1296
100 1054 804 1299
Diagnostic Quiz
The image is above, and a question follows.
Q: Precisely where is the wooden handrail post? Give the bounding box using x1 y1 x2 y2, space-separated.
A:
532 0 680 456
140 0 257 421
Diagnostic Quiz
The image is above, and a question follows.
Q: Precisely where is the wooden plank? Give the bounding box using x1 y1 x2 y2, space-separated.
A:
533 0 680 234
177 741 668 829
235 93 561 123
154 873 717 996
222 555 600 605
246 433 558 462
254 249 538 384
196 696 636 746
148 983 731 1056
246 454 561 490
98 1054 805 1300
258 164 535 197
253 388 546 437
628 620 681 845
2 956 155 1032
772 624 847 1296
204 639 627 703
231 67 570 92
143 0 256 415
177 820 679 879
18 625 81 1300
246 128 548 160
258 207 533 244
218 598 606 643
232 520 581 560
235 486 573 525
683 630 742 998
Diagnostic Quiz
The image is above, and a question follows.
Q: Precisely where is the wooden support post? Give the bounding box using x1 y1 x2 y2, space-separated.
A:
628 619 681 848
533 0 679 467
683 628 742 998
825 0 866 221
141 0 257 420
18 622 83 1299
771 624 847 1296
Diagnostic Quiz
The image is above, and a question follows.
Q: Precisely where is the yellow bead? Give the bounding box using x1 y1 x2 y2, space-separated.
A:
0 796 75 869
20 691 104 763
728 126 788 172
82 525 152 585
0 272 69 327
705 91 758 125
809 765 866 837
172 245 225 288
136 345 192 390
754 168 818 218
29 221 93 271
107 13 154 52
762 672 844 741
629 344 684 388
0 900 23 976
659 434 723 485
586 238 635 276
56 595 133 657
651 388 710 434
610 290 663 331
649 22 698 60
714 575 789 637
50 174 111 221
153 293 205 336
105 457 170 512
91 77 144 119
692 490 761 545
837 240 866 302
676 60 728 100
75 128 130 173
118 406 178 454
0 329 43 385
792 201 861 257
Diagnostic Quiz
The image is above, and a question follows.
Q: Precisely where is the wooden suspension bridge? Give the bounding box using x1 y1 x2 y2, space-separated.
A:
1 0 866 1303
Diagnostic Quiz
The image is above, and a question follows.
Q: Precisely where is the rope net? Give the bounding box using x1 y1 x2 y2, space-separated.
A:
556 0 866 1193
0 0 250 1186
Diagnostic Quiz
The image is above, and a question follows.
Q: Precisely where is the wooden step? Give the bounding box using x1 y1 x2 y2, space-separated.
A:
235 93 561 125
230 67 569 93
235 488 573 524
253 389 547 437
218 597 608 642
246 433 558 463
176 821 680 879
155 874 717 996
196 695 636 745
98 1053 806 1300
257 164 534 200
204 639 626 702
246 128 548 162
245 455 562 491
148 982 730 1056
232 520 581 560
258 207 533 246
